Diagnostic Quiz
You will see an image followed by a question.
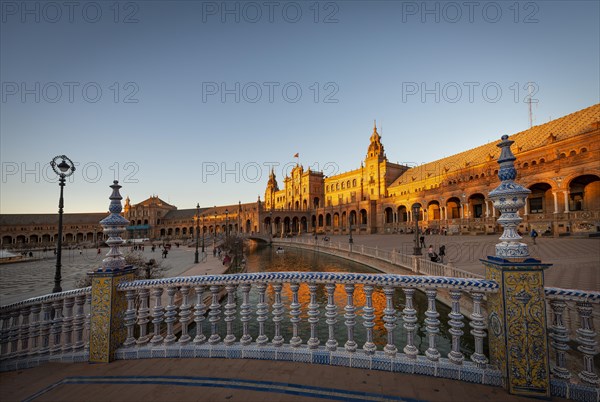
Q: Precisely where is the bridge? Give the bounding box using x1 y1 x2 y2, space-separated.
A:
2 140 600 402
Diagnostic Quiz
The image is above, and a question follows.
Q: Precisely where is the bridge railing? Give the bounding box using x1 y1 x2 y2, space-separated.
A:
0 287 91 369
278 237 484 279
0 273 598 400
114 272 500 382
544 288 600 388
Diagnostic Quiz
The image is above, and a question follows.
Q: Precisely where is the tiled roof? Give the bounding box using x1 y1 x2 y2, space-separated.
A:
133 196 176 209
389 104 600 188
0 213 107 226
163 208 209 220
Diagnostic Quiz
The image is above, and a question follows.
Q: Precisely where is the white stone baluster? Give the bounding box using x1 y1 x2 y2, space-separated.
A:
239 283 252 345
208 285 222 345
255 283 269 346
362 285 376 355
18 307 31 357
193 285 207 344
84 294 91 353
325 283 338 351
469 292 488 368
164 286 178 345
39 302 52 355
224 284 237 346
61 297 75 353
8 309 20 356
383 286 397 357
402 288 418 359
28 304 42 355
123 289 137 347
424 289 440 361
307 283 320 349
136 289 150 345
73 295 86 351
447 290 464 364
0 312 9 356
289 283 302 348
344 284 357 352
548 300 570 379
150 287 164 345
271 283 284 347
50 300 63 354
178 286 192 345
576 301 599 386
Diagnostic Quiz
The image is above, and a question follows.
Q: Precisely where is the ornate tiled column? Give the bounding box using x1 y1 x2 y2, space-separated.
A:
482 135 552 397
89 181 135 363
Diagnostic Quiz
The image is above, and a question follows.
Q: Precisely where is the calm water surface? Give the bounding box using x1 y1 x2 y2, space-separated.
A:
198 245 477 356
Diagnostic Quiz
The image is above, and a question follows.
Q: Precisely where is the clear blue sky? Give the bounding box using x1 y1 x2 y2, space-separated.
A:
1 0 599 213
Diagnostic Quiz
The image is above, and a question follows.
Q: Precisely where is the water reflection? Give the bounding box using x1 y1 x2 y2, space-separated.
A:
197 246 477 357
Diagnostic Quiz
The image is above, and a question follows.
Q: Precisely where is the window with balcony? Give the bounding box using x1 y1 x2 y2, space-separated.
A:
529 198 543 214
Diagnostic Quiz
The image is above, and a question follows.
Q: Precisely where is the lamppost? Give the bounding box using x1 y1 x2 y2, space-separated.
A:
269 210 273 244
194 203 200 263
349 213 354 252
225 208 229 239
51 155 76 293
412 203 422 256
201 213 205 256
213 208 217 249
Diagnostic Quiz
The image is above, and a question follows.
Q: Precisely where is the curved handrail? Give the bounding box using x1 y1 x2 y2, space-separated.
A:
545 287 600 302
0 287 91 313
117 271 499 292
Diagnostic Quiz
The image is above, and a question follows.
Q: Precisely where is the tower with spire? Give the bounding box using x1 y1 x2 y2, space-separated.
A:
264 168 279 210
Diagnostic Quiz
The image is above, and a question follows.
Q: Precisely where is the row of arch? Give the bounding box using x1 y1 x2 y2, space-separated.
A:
158 220 256 239
2 231 105 246
264 209 369 234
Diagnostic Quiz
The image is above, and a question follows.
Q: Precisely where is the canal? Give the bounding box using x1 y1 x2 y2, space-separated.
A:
196 245 478 357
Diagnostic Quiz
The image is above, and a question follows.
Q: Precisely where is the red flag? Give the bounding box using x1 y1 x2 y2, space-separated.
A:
293 153 299 158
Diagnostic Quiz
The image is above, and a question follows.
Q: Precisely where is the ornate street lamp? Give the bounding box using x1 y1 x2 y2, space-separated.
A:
201 213 205 257
225 208 229 239
412 203 422 256
213 208 217 249
269 210 273 244
50 155 76 293
349 213 354 252
194 203 200 263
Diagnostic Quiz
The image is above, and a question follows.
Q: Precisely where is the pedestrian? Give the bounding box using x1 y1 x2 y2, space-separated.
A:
213 248 217 257
530 228 538 245
427 245 439 262
438 245 445 263
419 235 425 248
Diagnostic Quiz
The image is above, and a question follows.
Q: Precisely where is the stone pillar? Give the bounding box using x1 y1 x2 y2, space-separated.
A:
483 135 551 398
552 192 559 214
563 191 569 213
89 181 135 363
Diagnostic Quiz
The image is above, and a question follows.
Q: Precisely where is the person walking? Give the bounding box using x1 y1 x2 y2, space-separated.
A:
530 228 538 245
419 235 426 249
438 245 446 263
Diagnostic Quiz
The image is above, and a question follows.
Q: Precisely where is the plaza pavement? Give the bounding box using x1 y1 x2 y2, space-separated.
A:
0 244 227 306
0 357 567 402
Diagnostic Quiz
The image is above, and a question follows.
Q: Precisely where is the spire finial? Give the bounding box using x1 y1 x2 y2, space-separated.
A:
488 135 532 259
98 181 130 272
